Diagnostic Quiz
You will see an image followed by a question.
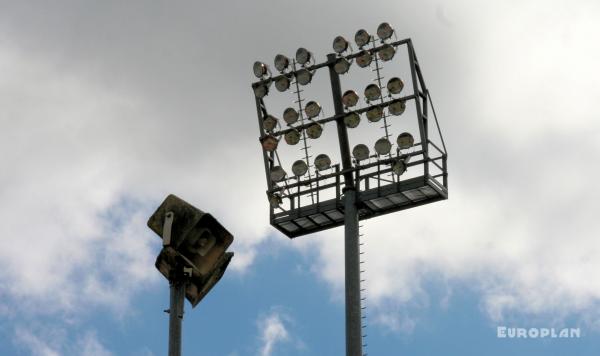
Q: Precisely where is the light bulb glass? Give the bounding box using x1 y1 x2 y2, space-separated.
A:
274 54 289 72
366 105 383 122
283 107 299 125
314 154 332 171
285 129 301 145
356 50 372 68
397 132 414 149
333 36 349 53
374 138 392 155
352 144 370 161
355 29 371 47
387 77 404 95
306 123 323 139
342 90 359 107
344 112 360 128
305 101 321 119
292 160 309 176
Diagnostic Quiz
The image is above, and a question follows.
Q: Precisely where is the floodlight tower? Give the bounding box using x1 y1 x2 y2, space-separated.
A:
147 194 235 356
251 22 448 356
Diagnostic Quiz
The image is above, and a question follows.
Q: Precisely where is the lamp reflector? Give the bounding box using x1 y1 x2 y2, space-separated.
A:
270 166 287 182
356 50 372 68
306 123 323 139
352 144 370 161
387 77 404 95
263 115 278 132
396 132 414 149
274 54 290 72
275 76 290 92
364 84 381 101
292 160 309 176
305 101 321 119
253 83 269 98
374 138 392 155
344 112 361 128
378 44 396 61
377 22 394 40
283 107 299 125
392 159 407 175
334 58 351 74
253 61 268 78
314 154 331 171
285 129 301 145
296 47 312 65
342 90 359 108
366 105 383 122
388 100 406 116
296 69 313 85
260 135 279 151
355 29 371 47
333 36 349 54
269 193 282 208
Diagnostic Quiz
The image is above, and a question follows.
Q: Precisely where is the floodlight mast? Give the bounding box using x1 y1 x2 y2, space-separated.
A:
327 53 363 356
251 27 448 356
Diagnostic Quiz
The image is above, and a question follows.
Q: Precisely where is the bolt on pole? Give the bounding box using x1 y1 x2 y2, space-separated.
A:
327 53 363 356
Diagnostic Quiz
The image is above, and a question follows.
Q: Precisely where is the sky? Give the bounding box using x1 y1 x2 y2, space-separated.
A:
1 0 600 355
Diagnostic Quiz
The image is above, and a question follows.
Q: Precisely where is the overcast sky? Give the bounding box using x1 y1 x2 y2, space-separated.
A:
1 1 600 355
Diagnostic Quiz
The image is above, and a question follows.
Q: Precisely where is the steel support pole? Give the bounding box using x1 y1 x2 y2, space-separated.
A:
168 278 186 356
327 53 362 356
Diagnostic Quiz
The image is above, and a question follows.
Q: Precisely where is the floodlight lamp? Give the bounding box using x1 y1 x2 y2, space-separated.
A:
274 54 290 72
270 165 287 182
396 132 414 149
378 44 396 61
366 105 383 122
253 61 269 78
263 115 278 132
342 90 359 108
296 47 312 66
388 100 406 116
260 134 279 151
275 76 291 92
364 84 381 101
283 107 299 125
253 82 269 99
377 22 394 40
392 159 407 175
285 129 301 145
333 36 349 54
374 137 392 155
296 68 313 85
306 123 323 139
387 77 404 95
355 29 371 47
268 193 283 208
356 50 372 68
334 58 351 74
352 144 370 161
305 101 321 119
344 112 361 128
292 160 309 177
314 154 331 171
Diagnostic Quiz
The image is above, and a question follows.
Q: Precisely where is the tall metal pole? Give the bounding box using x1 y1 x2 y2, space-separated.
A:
168 276 186 356
327 53 363 356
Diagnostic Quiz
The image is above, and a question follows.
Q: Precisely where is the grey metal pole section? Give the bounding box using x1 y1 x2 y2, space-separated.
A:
168 278 185 356
327 53 362 356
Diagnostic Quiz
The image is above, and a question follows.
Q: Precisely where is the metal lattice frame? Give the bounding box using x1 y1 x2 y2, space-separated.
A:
253 38 448 238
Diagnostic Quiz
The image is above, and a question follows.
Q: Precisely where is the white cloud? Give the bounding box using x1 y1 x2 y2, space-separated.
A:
257 309 291 356
301 0 600 330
